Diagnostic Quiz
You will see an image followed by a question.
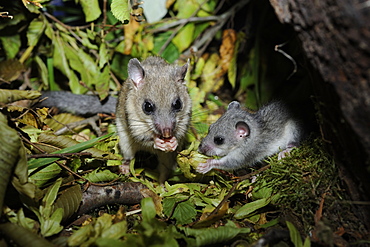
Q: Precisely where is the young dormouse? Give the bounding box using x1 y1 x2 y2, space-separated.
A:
197 101 302 174
116 56 191 183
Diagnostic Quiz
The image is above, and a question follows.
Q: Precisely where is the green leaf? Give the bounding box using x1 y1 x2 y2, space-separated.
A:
27 132 114 170
0 112 23 212
228 46 238 88
181 222 250 246
286 221 303 247
59 35 101 90
82 169 120 183
44 20 54 40
162 183 190 197
153 32 179 63
197 0 217 15
36 133 119 160
175 0 198 18
111 53 130 80
234 198 271 219
59 38 89 93
76 47 99 75
34 56 49 88
41 207 64 237
52 34 81 93
199 53 223 93
29 162 62 188
0 59 24 82
172 23 195 53
141 197 157 222
68 224 94 246
259 218 280 229
14 208 38 231
163 197 197 225
11 143 38 200
78 0 102 22
54 184 83 222
192 22 210 41
44 113 84 132
303 237 311 247
0 89 41 104
47 57 59 91
0 222 54 247
96 66 111 99
99 43 109 68
43 178 62 207
95 237 128 246
76 30 99 50
252 183 273 200
111 0 130 23
27 18 46 47
100 220 127 239
32 179 65 237
94 213 113 236
0 35 21 59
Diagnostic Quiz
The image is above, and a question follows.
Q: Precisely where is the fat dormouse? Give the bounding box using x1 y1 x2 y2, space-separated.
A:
197 101 303 174
116 56 191 183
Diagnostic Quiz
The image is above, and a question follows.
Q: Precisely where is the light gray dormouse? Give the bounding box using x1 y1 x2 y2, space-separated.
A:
197 101 303 174
116 56 192 183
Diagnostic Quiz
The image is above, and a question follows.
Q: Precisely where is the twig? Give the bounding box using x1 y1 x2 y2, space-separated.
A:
20 135 47 154
55 159 88 181
28 152 92 159
208 164 271 217
235 164 271 181
43 11 98 59
183 0 251 57
166 195 194 221
21 133 118 187
207 182 238 218
21 134 89 182
214 0 226 14
184 19 224 57
42 11 91 30
158 0 209 55
54 115 101 136
103 0 108 27
110 71 122 89
149 16 220 33
275 41 297 80
40 111 88 141
0 12 13 19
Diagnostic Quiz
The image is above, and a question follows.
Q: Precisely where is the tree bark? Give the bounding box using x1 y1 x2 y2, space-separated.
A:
269 0 370 226
270 0 370 152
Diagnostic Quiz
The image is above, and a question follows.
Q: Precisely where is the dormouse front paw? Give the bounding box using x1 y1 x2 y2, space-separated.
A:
118 160 131 174
196 159 219 174
278 145 296 160
154 136 178 152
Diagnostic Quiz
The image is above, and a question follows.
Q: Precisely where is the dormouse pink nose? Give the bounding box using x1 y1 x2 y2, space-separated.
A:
161 128 172 139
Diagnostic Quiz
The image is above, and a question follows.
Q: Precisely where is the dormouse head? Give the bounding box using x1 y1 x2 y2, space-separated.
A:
126 57 191 140
127 57 189 89
198 101 251 157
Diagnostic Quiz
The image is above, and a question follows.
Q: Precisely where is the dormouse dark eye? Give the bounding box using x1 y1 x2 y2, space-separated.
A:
142 100 155 115
214 136 225 145
172 98 182 112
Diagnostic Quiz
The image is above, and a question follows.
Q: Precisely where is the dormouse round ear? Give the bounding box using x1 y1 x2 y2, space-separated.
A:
235 121 250 139
176 61 189 83
228 101 240 110
128 58 145 89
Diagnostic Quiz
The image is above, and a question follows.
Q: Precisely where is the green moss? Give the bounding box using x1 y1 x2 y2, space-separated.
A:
254 137 341 232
